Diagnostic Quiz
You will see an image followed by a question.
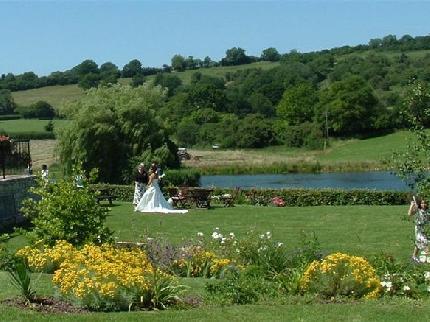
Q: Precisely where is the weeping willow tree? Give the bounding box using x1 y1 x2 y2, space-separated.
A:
391 80 430 197
57 84 179 183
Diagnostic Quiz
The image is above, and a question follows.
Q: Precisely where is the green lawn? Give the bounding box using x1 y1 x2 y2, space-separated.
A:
0 119 69 135
1 203 428 321
317 131 412 164
4 203 414 262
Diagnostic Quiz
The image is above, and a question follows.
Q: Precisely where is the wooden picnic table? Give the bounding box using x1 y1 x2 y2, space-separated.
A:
167 187 213 209
187 187 213 208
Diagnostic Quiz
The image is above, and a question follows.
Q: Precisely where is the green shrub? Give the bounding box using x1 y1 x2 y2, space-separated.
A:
369 253 428 298
0 114 21 120
15 101 55 119
206 267 272 305
88 184 409 206
211 188 409 206
44 120 54 132
9 131 56 140
163 169 201 187
21 174 112 247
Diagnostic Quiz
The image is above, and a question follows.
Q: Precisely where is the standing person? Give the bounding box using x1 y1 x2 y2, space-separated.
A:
27 160 33 175
135 164 187 214
133 163 148 206
41 164 49 182
408 196 429 263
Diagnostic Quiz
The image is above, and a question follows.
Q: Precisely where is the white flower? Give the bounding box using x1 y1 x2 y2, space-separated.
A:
233 240 237 246
427 286 430 292
197 232 204 237
277 242 283 247
427 256 430 264
266 231 271 238
236 248 240 253
419 255 427 263
381 281 392 289
229 232 235 238
424 271 430 281
212 232 220 239
215 227 219 230
260 234 265 239
221 238 226 244
403 285 411 291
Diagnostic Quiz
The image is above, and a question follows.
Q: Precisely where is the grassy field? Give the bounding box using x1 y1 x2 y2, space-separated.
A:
11 62 279 107
1 203 427 321
184 131 411 172
0 119 69 135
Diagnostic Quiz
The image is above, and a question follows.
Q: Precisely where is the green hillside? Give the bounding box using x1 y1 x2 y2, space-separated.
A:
11 48 430 109
11 61 280 108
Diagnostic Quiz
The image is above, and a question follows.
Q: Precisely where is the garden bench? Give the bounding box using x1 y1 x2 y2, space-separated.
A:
219 194 234 207
187 187 213 209
96 188 116 205
167 187 190 208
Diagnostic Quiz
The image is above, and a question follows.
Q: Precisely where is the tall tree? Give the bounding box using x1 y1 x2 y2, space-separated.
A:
58 84 179 183
121 59 143 77
261 47 281 61
171 55 186 71
222 47 250 66
277 82 318 125
0 89 15 114
317 76 379 135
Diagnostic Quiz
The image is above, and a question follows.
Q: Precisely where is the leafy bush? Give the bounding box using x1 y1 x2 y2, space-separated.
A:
5 257 35 302
21 174 112 247
205 267 273 305
274 122 325 149
369 253 429 298
163 169 201 187
15 101 55 119
300 252 381 299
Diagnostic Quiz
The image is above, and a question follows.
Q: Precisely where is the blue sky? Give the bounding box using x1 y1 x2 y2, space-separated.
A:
1 0 430 76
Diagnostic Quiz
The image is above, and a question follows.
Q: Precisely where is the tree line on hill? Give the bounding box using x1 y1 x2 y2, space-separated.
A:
2 33 430 93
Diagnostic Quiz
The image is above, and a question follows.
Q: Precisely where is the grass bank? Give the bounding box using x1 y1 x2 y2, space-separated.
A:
184 131 411 174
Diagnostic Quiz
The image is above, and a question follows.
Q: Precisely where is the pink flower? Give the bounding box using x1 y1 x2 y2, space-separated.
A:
271 196 285 207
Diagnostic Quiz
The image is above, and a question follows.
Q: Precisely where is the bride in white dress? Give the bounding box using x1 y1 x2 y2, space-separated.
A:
135 165 188 214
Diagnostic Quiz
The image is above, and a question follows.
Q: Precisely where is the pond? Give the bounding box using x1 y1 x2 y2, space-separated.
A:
200 171 411 191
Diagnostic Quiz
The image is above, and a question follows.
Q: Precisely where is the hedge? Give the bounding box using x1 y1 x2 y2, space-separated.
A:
90 184 410 206
8 132 56 140
0 114 21 120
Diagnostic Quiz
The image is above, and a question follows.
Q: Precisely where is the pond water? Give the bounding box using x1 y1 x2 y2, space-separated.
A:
200 171 411 191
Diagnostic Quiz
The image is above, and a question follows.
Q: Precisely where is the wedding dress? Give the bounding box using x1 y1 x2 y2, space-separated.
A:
135 179 188 214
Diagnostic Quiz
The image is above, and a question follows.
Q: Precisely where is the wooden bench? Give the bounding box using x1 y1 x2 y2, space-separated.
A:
96 189 116 205
187 187 213 209
167 187 189 208
219 194 234 207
